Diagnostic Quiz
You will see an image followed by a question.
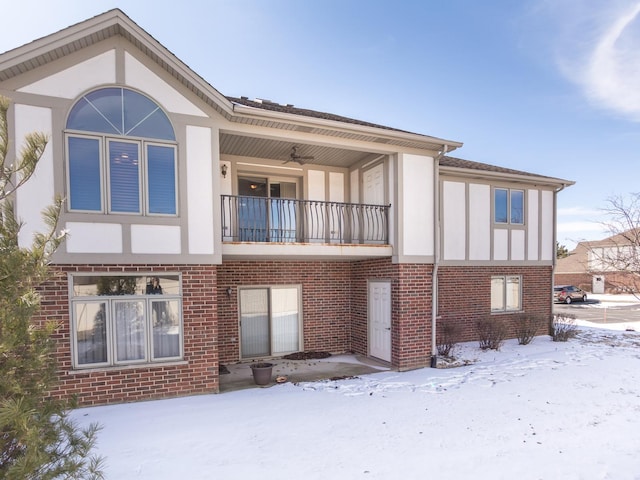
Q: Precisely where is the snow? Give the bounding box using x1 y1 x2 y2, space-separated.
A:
72 321 640 479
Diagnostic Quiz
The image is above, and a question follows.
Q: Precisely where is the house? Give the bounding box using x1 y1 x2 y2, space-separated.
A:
0 9 573 406
555 230 640 294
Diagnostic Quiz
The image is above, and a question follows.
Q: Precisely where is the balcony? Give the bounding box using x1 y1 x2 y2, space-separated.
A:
221 195 389 245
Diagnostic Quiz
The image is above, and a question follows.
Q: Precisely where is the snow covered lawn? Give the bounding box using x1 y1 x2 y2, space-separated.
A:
73 324 640 479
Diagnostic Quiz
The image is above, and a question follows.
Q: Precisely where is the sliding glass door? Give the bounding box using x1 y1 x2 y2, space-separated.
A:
240 286 301 358
237 176 298 242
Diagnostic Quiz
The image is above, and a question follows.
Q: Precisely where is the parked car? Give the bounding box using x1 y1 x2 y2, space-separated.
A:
554 285 587 304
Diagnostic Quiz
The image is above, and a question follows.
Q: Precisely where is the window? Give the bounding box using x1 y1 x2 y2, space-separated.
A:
70 274 183 368
66 88 177 215
494 188 524 224
491 275 522 312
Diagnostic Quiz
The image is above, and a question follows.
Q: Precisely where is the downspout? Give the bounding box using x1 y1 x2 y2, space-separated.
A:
552 183 569 302
431 145 448 367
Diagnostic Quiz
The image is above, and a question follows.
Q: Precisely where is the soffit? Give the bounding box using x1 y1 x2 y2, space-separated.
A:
220 133 377 168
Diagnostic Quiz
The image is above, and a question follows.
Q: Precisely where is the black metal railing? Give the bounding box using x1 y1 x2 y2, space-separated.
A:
221 195 389 244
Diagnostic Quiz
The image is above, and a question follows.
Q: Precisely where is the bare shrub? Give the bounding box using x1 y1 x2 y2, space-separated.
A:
477 317 507 350
437 320 461 357
551 313 578 341
515 313 543 345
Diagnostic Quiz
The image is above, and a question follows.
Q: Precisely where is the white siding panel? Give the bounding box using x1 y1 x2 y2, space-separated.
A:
131 225 181 254
65 222 122 253
511 230 525 260
15 105 53 249
307 170 325 201
18 50 116 98
527 189 539 260
307 170 325 242
125 53 206 117
350 169 359 203
442 181 466 260
329 172 344 243
541 190 554 260
494 229 509 260
186 126 214 255
403 154 434 256
468 183 490 260
220 161 232 196
329 172 344 202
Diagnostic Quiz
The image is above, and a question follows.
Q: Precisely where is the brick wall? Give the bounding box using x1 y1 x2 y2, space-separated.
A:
35 264 218 406
553 273 592 292
350 259 433 371
216 261 352 364
437 265 553 343
36 260 554 406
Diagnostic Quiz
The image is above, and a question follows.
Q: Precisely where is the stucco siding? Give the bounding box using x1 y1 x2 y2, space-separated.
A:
442 180 466 260
15 104 54 249
468 183 491 260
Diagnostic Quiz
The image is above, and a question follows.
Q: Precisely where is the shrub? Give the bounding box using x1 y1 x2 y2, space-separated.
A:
437 320 461 357
477 317 507 350
515 313 543 345
550 313 578 341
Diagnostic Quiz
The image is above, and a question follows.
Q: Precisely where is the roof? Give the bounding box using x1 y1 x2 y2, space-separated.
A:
0 8 572 185
440 156 573 187
0 9 462 155
227 96 416 135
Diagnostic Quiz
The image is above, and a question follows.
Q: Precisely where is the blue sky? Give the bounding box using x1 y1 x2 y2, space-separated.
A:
3 0 640 249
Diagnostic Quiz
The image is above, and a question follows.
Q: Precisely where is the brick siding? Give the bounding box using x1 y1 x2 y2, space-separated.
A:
437 265 553 343
35 264 218 406
217 261 352 364
36 260 553 406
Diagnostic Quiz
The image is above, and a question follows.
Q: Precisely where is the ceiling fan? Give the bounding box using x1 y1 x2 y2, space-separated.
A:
284 145 314 165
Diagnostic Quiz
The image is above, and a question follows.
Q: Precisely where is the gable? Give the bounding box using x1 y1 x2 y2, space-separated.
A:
14 45 207 118
17 50 116 98
124 52 206 117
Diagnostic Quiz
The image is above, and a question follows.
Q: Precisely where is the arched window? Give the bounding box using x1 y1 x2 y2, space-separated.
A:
66 87 177 215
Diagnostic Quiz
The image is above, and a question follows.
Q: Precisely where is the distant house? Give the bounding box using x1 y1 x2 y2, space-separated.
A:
555 230 640 294
0 9 573 406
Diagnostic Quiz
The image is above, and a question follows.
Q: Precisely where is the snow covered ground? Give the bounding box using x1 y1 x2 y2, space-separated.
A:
73 318 640 479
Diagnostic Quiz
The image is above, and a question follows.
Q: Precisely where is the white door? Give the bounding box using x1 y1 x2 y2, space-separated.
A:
363 163 384 205
361 163 385 243
369 280 391 362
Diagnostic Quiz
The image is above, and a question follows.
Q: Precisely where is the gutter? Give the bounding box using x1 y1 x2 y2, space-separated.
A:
230 102 463 152
431 145 449 367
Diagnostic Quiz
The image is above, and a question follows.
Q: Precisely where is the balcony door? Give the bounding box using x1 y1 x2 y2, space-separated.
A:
238 176 298 242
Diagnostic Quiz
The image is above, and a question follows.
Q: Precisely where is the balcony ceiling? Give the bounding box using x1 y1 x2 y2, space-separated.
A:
219 133 381 168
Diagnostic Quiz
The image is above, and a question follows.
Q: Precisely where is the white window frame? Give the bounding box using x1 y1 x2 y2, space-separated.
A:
491 275 522 313
70 273 183 369
106 138 142 215
66 133 178 216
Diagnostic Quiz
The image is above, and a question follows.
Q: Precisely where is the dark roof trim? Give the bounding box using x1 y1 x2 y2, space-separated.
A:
228 96 414 135
440 156 574 186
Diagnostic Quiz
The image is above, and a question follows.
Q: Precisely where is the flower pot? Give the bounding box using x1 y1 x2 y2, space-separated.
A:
250 362 273 385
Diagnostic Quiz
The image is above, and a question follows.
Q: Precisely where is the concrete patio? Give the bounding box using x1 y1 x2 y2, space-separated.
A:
219 354 391 392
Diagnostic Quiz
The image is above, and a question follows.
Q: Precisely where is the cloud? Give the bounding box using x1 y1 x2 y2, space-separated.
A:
539 0 640 120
